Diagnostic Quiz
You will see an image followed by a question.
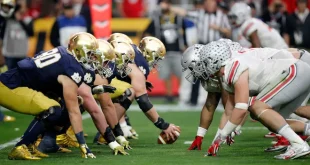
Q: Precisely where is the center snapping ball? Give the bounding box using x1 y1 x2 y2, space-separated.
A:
157 129 180 144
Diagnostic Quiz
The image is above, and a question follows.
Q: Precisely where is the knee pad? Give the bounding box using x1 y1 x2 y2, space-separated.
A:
119 97 132 111
43 106 62 124
136 94 153 113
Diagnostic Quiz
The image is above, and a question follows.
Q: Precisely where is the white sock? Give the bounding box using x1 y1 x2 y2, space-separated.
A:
278 124 304 146
235 125 242 132
304 123 310 136
197 127 207 137
120 121 128 128
221 121 237 137
212 128 222 144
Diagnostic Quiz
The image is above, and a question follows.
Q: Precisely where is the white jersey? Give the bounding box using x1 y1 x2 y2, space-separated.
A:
201 48 295 93
222 49 297 95
240 18 288 49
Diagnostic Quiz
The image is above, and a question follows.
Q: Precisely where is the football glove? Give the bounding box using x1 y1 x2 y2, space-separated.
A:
79 144 96 158
188 136 203 150
92 85 116 94
108 141 129 155
116 136 132 150
0 65 8 73
145 81 154 92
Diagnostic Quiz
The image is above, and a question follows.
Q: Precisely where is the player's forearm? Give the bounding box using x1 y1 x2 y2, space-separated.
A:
145 108 160 123
199 92 221 129
0 42 5 66
98 93 119 127
82 94 109 134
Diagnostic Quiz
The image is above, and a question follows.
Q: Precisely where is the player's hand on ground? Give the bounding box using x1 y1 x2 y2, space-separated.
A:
92 85 116 94
188 136 203 150
163 124 181 141
79 144 96 158
108 141 129 155
226 134 235 146
116 136 132 150
206 135 226 156
145 81 154 92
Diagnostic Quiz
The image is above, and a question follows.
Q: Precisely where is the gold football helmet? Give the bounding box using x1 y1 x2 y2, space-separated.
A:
139 36 166 70
0 0 16 18
67 32 99 70
108 33 133 45
110 41 135 77
94 39 116 78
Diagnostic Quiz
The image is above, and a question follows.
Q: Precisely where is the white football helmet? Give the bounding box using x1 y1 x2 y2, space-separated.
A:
228 2 251 26
199 41 231 76
218 38 243 51
181 44 207 84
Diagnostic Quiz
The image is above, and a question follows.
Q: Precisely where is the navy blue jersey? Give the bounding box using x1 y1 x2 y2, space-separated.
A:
116 44 150 83
0 46 85 96
82 67 96 86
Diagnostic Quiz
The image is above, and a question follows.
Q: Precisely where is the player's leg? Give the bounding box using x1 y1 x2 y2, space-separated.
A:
0 86 62 160
250 62 310 159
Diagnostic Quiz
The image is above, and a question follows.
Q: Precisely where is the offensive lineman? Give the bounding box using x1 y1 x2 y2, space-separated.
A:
201 41 310 159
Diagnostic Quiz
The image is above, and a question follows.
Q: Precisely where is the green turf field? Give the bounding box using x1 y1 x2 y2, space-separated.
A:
0 110 309 165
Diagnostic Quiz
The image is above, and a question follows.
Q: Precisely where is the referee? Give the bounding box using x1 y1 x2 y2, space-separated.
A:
172 0 231 106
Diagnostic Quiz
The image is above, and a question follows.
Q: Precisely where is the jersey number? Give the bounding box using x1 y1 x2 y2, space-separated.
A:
34 48 61 68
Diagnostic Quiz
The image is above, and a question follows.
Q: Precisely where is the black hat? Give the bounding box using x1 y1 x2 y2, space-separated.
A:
157 0 172 5
194 0 204 5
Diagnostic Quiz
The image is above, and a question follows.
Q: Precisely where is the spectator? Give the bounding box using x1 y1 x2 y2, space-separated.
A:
144 0 187 103
261 0 288 35
194 0 204 9
116 0 147 18
284 0 310 49
50 1 87 47
72 0 92 33
2 0 34 70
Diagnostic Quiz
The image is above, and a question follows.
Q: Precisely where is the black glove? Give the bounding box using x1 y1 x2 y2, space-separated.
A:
92 85 116 94
145 81 154 92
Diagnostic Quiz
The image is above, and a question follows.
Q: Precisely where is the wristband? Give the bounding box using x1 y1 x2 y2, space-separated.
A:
154 117 169 130
75 131 86 144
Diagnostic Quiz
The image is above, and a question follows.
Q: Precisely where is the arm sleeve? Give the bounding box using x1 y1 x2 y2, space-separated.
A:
50 20 60 47
65 66 84 87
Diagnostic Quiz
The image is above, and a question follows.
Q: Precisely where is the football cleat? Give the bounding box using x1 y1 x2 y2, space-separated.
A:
96 134 108 145
56 134 79 148
188 136 203 150
264 132 280 138
27 144 49 158
58 147 72 153
274 142 310 160
8 145 41 160
3 115 16 122
264 136 289 152
206 137 225 156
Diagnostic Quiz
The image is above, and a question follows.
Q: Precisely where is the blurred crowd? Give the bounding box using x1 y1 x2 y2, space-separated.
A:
1 0 310 122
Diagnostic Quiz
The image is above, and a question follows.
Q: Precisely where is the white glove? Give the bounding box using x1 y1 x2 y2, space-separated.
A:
108 141 129 155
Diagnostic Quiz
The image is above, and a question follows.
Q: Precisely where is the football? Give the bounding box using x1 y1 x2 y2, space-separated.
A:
157 130 181 144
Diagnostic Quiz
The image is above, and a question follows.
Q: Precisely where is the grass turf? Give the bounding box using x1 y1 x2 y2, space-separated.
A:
0 110 309 165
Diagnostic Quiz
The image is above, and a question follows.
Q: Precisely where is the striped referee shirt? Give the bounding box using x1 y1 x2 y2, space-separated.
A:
187 9 231 44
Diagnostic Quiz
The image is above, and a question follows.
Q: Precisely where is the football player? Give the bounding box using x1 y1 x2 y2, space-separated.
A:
108 33 181 140
228 2 288 49
202 41 310 159
37 38 130 154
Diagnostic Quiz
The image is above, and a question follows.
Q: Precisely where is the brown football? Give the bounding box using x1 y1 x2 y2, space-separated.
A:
157 130 180 144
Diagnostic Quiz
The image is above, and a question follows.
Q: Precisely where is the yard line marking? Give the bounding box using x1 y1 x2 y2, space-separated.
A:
0 113 91 150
